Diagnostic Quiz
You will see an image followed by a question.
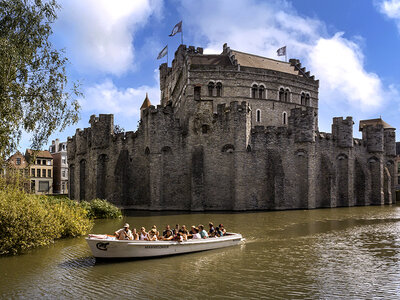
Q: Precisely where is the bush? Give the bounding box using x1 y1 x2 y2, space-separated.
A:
81 198 122 219
0 184 93 255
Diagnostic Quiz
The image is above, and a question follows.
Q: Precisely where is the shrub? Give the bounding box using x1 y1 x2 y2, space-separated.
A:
81 198 122 219
0 184 92 255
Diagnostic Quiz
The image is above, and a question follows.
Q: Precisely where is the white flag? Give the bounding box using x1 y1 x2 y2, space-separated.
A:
277 46 286 56
157 45 168 59
169 21 182 37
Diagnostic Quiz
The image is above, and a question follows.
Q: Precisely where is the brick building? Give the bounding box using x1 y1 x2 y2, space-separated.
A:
25 149 53 194
49 139 68 194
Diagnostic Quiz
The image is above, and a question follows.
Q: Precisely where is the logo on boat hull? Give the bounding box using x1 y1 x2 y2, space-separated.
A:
96 242 109 251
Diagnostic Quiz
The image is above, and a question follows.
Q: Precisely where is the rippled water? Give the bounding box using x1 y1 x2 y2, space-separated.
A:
2 206 400 299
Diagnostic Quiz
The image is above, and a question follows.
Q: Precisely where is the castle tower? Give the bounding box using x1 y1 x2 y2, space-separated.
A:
140 93 151 119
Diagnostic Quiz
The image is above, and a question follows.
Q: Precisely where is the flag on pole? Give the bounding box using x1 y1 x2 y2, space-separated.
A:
169 21 182 37
277 46 286 56
157 45 168 59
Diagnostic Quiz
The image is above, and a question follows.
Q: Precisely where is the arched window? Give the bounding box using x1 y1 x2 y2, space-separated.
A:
252 84 258 99
301 92 305 105
208 82 214 97
194 86 201 100
216 82 222 97
256 109 261 122
282 112 287 125
279 88 284 101
258 85 265 99
284 88 290 102
305 93 310 106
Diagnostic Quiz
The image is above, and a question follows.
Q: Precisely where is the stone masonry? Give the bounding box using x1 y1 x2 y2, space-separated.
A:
67 44 397 210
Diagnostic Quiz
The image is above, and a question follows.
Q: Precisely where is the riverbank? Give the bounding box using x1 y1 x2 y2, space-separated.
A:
0 184 121 255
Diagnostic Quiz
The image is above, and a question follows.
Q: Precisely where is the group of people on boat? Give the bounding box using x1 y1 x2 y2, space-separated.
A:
114 222 227 241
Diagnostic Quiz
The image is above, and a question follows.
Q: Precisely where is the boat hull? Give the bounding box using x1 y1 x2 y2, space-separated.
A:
86 233 243 258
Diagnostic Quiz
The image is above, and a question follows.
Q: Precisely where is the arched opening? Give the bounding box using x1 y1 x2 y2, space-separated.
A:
301 92 305 105
258 85 265 99
216 82 222 97
222 144 235 153
208 82 214 97
284 88 290 102
69 164 75 200
252 84 258 99
279 88 284 101
256 109 261 122
79 159 86 201
96 154 108 199
305 93 310 106
282 112 287 125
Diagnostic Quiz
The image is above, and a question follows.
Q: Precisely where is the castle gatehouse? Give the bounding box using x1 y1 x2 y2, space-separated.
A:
67 44 396 210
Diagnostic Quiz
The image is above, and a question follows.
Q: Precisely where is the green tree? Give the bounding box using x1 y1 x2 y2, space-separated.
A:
0 0 81 162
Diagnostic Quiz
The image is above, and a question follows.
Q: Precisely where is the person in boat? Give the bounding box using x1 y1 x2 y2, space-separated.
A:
187 225 196 239
173 224 180 235
139 227 149 240
192 227 201 239
219 224 226 235
148 229 158 241
132 228 139 240
115 223 134 240
208 222 215 236
163 225 173 237
214 226 223 237
162 229 174 241
198 225 209 239
179 225 189 240
174 232 184 242
150 225 160 238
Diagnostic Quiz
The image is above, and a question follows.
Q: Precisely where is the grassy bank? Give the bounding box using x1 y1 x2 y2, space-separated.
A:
0 184 121 255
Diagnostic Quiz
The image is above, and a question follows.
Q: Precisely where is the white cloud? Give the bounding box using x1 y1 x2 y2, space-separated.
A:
57 0 162 75
179 0 390 114
377 0 400 31
80 76 160 118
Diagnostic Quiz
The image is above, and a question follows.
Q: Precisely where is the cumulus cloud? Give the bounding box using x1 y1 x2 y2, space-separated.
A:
56 0 162 75
80 76 159 118
377 0 400 32
179 0 390 113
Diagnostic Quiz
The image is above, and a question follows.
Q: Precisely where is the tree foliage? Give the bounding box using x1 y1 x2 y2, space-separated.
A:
0 0 81 162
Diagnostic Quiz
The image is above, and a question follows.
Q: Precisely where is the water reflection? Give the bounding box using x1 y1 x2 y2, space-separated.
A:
2 206 400 299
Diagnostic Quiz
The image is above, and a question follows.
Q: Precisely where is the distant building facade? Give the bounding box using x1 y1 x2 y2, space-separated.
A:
49 139 68 194
68 44 397 210
25 149 53 194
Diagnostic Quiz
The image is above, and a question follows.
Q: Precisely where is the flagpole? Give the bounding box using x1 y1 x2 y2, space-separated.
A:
181 30 183 45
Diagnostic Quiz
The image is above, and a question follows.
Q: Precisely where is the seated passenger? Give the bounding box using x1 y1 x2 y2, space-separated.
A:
187 225 196 239
219 224 226 235
115 223 133 240
174 232 184 242
173 224 180 235
163 225 173 237
198 225 209 239
192 227 201 239
163 229 174 241
132 228 139 240
139 227 149 240
151 225 160 238
148 229 158 241
180 225 189 240
208 222 215 236
214 226 223 237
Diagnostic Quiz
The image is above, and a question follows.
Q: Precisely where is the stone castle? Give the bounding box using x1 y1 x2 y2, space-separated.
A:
67 44 397 210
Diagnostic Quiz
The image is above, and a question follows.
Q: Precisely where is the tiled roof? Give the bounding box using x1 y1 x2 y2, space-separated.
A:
230 50 300 75
359 118 395 131
26 149 53 159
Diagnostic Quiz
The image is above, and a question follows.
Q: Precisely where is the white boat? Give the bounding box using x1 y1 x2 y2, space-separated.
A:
86 233 244 259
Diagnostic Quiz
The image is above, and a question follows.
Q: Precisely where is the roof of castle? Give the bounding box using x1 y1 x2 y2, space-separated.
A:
190 54 232 66
358 118 395 131
140 93 152 109
230 50 300 75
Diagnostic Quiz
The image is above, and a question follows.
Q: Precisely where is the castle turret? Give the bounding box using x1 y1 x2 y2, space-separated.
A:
140 93 152 120
359 118 394 153
332 117 354 148
288 107 315 143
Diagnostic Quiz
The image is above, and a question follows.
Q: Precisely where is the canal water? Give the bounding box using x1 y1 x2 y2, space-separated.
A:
2 206 400 299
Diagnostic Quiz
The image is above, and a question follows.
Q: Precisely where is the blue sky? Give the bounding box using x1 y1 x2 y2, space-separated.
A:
20 0 400 150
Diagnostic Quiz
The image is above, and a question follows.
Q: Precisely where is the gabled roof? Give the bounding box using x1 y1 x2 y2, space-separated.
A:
25 149 53 159
359 118 395 131
140 93 152 109
230 50 300 75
